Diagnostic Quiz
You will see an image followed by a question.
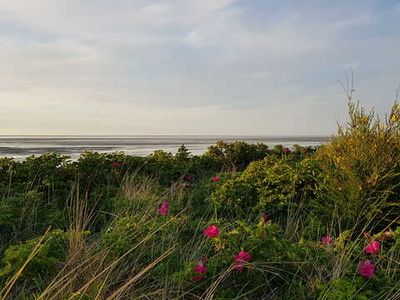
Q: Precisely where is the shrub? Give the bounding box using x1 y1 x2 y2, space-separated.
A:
205 141 270 171
210 156 323 223
317 101 400 231
0 230 67 281
0 192 65 242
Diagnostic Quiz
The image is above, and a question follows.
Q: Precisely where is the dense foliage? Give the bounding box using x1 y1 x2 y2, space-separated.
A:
0 102 399 299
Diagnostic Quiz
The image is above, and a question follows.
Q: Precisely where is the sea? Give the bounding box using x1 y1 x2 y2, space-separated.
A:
0 135 330 160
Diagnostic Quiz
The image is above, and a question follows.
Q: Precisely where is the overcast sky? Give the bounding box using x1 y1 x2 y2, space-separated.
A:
0 0 399 135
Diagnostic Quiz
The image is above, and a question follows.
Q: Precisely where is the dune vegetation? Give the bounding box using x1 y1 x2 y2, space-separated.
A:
0 101 400 299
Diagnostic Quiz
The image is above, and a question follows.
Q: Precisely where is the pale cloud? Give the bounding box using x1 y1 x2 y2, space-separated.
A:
0 0 399 135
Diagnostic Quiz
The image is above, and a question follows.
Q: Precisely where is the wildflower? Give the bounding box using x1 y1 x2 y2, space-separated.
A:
112 161 122 168
203 225 220 238
234 250 252 262
233 250 252 272
321 235 333 245
191 260 207 282
358 260 375 278
211 176 221 182
364 241 380 255
158 200 169 216
193 261 207 274
283 147 291 154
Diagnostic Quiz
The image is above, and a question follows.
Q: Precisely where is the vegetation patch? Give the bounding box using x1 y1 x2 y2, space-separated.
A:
0 102 399 299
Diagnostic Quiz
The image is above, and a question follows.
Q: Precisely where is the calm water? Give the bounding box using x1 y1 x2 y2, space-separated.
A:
0 135 330 160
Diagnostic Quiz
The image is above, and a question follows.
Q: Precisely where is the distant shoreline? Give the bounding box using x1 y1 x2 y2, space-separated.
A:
0 135 330 159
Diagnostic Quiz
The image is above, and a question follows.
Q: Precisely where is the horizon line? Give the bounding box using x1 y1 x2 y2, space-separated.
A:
0 134 332 138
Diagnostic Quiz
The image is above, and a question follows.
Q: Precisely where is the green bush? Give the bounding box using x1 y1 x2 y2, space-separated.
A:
205 140 270 171
210 156 324 223
0 230 67 280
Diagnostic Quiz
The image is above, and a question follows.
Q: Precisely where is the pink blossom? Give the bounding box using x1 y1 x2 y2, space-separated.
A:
364 241 380 255
234 251 252 262
203 225 220 238
158 201 169 216
211 176 221 182
233 251 252 272
358 260 375 278
321 235 333 245
193 261 207 274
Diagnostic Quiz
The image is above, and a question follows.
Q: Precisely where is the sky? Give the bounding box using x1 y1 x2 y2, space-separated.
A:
0 0 399 136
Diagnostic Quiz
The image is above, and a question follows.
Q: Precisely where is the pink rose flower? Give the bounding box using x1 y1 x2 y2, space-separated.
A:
211 176 221 182
191 259 207 282
203 225 220 238
358 260 375 278
233 250 252 272
158 200 169 216
364 241 380 255
234 251 252 262
193 261 207 274
321 235 333 245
